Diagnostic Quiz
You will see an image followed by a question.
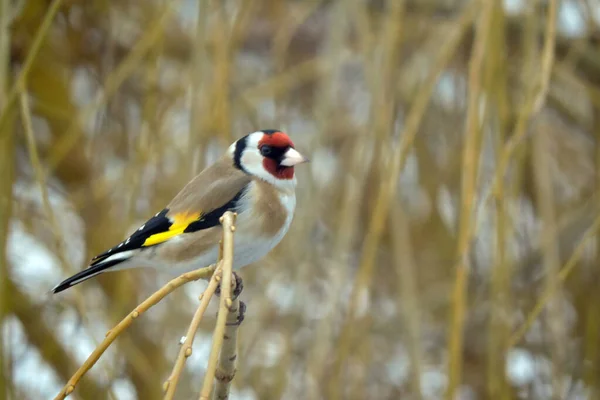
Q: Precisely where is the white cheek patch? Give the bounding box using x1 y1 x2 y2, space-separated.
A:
242 150 263 169
237 131 298 190
241 149 275 183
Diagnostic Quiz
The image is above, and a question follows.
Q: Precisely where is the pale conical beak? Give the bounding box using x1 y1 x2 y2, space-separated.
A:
280 148 309 167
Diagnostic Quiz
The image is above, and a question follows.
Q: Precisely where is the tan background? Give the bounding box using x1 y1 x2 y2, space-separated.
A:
1 0 599 399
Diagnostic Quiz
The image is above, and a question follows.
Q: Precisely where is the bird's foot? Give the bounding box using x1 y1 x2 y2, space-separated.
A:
232 272 244 299
215 271 243 300
226 301 246 326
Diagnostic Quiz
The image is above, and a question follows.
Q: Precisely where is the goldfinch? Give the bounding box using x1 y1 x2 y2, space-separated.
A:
52 130 308 294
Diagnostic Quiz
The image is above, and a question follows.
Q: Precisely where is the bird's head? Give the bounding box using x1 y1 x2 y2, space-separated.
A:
230 130 309 187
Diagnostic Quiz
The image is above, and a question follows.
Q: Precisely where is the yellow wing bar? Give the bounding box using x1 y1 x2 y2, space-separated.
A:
142 211 201 247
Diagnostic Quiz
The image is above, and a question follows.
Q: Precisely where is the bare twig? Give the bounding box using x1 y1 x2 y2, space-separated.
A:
199 212 237 400
7 279 105 396
0 0 9 107
163 267 222 399
484 6 519 395
165 211 243 400
532 122 564 395
213 292 243 400
0 0 11 395
19 90 75 277
53 264 217 400
472 0 558 252
493 0 560 355
305 2 354 395
46 0 180 175
508 213 600 348
188 0 211 173
446 1 492 397
0 0 64 132
332 0 407 395
531 0 557 114
238 54 353 106
391 204 423 398
330 4 479 396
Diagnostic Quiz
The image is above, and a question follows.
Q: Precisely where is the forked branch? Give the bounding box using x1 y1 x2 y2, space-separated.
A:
213 294 244 400
164 211 242 400
162 267 222 399
54 211 243 399
53 264 216 399
199 211 238 400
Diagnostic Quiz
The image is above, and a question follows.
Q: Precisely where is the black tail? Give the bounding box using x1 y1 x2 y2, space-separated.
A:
52 258 125 294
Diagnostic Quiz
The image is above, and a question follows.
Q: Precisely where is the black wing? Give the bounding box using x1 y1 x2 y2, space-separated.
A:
52 187 246 294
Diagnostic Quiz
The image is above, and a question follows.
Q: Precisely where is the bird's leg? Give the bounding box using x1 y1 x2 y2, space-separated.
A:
214 272 246 326
226 301 246 326
215 271 244 300
231 272 243 299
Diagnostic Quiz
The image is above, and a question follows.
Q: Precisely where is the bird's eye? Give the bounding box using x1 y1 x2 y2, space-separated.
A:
260 145 273 156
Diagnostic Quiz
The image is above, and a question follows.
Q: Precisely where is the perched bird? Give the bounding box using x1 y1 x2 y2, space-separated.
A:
52 130 308 294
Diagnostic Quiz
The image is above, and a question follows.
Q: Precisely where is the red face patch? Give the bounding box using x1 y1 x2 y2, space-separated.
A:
263 159 295 180
258 131 295 180
258 131 295 148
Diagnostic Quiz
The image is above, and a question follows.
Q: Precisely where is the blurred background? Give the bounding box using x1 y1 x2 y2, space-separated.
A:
1 0 600 399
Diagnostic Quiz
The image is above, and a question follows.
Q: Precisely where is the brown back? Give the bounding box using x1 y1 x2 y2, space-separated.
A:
167 155 252 215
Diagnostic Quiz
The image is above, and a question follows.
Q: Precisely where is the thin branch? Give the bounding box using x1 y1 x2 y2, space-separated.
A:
485 2 511 396
330 3 479 394
532 119 564 396
312 0 349 130
0 0 9 104
472 0 558 250
188 0 211 173
238 54 353 106
446 1 493 397
213 291 243 399
391 203 423 398
508 213 600 348
19 90 74 276
485 6 522 394
0 0 64 133
53 264 217 400
493 0 560 355
330 0 406 395
163 266 222 399
532 0 557 114
199 212 237 400
207 2 232 144
45 0 180 175
20 89 110 369
7 279 105 396
305 1 357 393
0 0 11 395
